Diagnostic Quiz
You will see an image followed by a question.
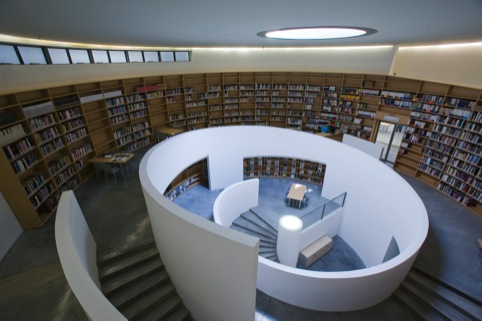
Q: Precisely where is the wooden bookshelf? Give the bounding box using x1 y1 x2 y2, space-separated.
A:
164 159 208 201
243 156 326 185
393 85 482 216
1 72 481 228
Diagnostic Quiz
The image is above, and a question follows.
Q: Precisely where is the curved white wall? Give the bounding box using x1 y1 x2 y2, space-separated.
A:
213 178 259 226
0 47 395 94
394 43 482 90
1 44 481 95
140 155 260 321
140 126 428 312
55 191 127 321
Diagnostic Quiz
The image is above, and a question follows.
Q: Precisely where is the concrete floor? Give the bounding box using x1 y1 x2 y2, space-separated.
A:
0 145 481 321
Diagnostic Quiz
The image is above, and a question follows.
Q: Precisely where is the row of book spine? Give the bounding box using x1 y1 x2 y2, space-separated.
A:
3 137 33 160
22 173 46 195
48 156 70 175
0 124 25 146
40 138 64 157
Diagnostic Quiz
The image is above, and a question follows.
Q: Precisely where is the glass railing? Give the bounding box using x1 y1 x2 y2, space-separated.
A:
299 192 347 229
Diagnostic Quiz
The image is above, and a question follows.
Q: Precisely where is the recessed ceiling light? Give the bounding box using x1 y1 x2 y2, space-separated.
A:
257 27 377 40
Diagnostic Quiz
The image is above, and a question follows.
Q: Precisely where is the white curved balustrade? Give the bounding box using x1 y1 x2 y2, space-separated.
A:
139 126 428 314
55 191 127 321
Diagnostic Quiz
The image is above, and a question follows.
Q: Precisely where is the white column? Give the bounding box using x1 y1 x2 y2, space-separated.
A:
277 215 303 267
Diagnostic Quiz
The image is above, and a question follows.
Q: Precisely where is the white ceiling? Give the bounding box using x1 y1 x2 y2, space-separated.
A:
0 0 481 48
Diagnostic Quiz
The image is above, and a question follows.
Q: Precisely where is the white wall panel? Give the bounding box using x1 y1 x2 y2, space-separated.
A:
0 46 396 94
394 43 482 90
140 126 428 312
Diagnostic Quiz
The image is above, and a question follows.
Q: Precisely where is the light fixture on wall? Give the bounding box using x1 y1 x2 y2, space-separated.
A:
257 26 377 40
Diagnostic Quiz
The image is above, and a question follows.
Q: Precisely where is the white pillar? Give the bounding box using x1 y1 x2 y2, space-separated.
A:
277 215 303 267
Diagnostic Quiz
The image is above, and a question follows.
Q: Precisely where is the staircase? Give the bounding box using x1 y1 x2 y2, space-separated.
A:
392 267 482 320
97 243 194 321
231 210 482 320
230 208 279 262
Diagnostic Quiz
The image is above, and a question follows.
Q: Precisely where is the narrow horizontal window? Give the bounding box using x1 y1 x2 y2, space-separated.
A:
92 50 109 63
128 51 143 62
18 46 46 64
48 48 70 64
69 49 90 64
109 51 126 63
160 51 174 62
175 51 190 62
0 44 20 64
144 51 159 62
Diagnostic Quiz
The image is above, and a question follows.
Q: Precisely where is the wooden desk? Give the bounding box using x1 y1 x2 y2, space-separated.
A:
287 183 307 208
89 153 135 178
154 127 183 142
315 132 344 142
89 153 134 165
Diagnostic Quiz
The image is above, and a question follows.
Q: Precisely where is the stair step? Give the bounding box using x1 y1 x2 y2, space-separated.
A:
102 258 165 296
379 296 427 321
122 282 177 320
99 246 161 280
98 242 157 267
249 208 279 233
259 242 276 249
408 270 482 320
261 253 278 261
392 286 448 321
126 290 182 321
259 239 277 246
259 248 276 254
162 305 191 321
237 216 278 238
403 279 473 321
109 269 170 309
241 211 278 235
231 222 277 241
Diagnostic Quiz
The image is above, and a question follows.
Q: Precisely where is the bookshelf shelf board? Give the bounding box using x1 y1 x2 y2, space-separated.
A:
2 72 482 227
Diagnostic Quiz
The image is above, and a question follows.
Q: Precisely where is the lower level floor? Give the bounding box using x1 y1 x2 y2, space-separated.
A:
0 146 481 320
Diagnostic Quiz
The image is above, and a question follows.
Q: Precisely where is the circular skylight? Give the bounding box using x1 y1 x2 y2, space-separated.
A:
258 27 377 40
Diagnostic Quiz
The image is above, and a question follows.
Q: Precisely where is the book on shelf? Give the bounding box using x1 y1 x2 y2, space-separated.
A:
0 123 26 146
79 93 104 104
23 101 55 118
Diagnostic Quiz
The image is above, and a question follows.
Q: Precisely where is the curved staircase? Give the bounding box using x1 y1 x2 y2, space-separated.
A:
230 208 279 262
97 243 194 321
229 210 482 320
392 267 482 320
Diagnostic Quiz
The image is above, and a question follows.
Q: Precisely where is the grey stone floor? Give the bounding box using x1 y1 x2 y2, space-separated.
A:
0 145 481 321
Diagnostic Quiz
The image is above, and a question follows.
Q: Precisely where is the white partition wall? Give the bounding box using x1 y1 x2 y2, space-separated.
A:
55 191 127 321
393 43 482 90
213 179 259 226
140 126 428 312
207 153 244 190
299 208 343 250
342 134 384 160
140 148 259 321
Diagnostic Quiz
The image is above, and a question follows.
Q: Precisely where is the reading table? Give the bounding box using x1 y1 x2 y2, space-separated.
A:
286 183 307 208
